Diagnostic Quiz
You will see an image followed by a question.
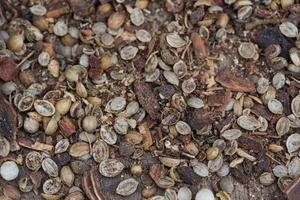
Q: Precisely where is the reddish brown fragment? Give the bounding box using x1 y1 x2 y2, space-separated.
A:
46 0 70 18
284 175 300 200
237 135 264 155
191 32 209 58
0 56 19 81
251 104 273 121
82 173 97 200
90 168 105 200
67 0 95 17
186 109 213 130
18 137 53 151
216 69 256 93
88 55 103 80
231 166 251 184
138 121 153 151
134 81 160 120
0 93 17 141
207 90 232 107
58 116 76 137
149 164 164 183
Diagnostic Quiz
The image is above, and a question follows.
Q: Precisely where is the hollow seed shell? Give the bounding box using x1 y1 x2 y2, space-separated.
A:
92 140 109 163
120 46 138 60
193 162 209 177
238 42 256 59
177 186 192 200
166 32 187 48
237 115 261 131
276 117 290 136
34 100 55 117
279 22 298 38
286 133 300 153
292 95 300 117
221 129 242 140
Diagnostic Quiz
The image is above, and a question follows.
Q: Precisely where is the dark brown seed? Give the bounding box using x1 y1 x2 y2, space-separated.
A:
134 81 160 120
177 166 201 185
216 69 256 93
0 93 17 141
0 56 19 81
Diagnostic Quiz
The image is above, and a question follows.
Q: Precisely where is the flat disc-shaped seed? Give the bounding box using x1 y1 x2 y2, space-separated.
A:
173 60 187 79
286 133 300 153
25 151 43 171
276 117 290 136
54 139 70 154
291 95 300 117
195 188 215 200
187 97 204 109
208 154 223 172
43 178 61 195
34 100 55 116
221 129 242 140
178 187 192 200
136 29 152 42
163 71 179 86
99 159 124 177
182 78 196 93
0 136 10 157
166 32 187 48
289 48 300 66
130 8 145 26
100 126 117 145
267 99 283 114
120 46 138 60
92 140 109 163
159 157 181 167
272 72 285 89
42 158 58 177
165 188 177 200
116 178 139 196
279 22 298 38
175 121 192 135
110 96 126 111
69 142 90 158
237 115 261 131
256 77 269 94
30 5 47 16
238 42 256 59
288 157 300 178
53 21 68 36
114 116 128 135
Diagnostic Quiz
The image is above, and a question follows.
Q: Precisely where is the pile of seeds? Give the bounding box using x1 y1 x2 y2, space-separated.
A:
0 0 300 199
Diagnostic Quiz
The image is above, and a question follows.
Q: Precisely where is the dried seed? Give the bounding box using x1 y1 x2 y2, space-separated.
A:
116 178 139 196
229 157 244 168
130 8 145 26
290 48 300 66
257 77 269 94
165 188 177 200
163 71 179 86
25 151 42 171
193 162 209 177
195 188 215 200
156 176 175 188
120 45 139 60
182 78 196 94
175 121 192 135
54 139 70 154
136 29 152 42
159 157 181 167
286 133 300 153
69 142 90 158
279 22 298 38
100 125 117 145
34 100 55 117
0 136 10 157
55 98 72 115
206 147 219 160
108 12 125 30
208 155 223 172
24 117 39 134
191 32 209 57
272 72 285 89
276 117 290 136
273 165 288 178
92 139 109 163
99 159 124 177
237 6 253 20
166 32 186 48
238 42 257 59
259 172 275 186
219 175 234 193
30 5 47 16
0 161 19 181
53 20 68 36
43 178 61 195
221 129 242 140
42 158 58 177
60 166 74 187
291 95 300 117
267 99 283 114
237 115 261 131
288 157 300 178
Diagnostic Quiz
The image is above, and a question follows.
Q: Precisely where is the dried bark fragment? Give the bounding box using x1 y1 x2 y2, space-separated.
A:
284 175 300 200
88 55 103 80
191 32 209 58
0 56 19 81
186 109 213 130
216 69 256 93
254 155 270 177
46 0 70 18
67 0 95 17
237 135 264 155
58 116 76 137
138 122 153 151
18 137 53 151
177 166 201 185
278 89 291 115
251 104 273 121
0 93 17 141
207 90 231 107
134 81 160 120
231 166 251 184
149 164 164 183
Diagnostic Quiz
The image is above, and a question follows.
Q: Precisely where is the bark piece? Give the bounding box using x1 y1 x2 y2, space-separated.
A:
191 32 209 58
58 116 76 137
177 166 201 185
0 56 19 81
138 122 153 151
186 109 213 130
134 81 160 120
216 69 256 93
284 175 300 200
0 93 17 141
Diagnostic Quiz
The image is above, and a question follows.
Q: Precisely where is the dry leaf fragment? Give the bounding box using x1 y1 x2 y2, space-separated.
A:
216 69 256 93
138 122 153 150
0 93 17 141
191 32 209 58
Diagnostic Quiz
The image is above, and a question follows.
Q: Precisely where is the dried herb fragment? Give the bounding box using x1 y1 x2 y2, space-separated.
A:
67 0 95 17
134 81 160 120
0 93 17 141
58 116 76 137
216 69 256 93
284 175 300 200
191 32 209 58
138 122 153 151
231 166 251 184
0 56 19 82
186 109 213 130
177 166 201 185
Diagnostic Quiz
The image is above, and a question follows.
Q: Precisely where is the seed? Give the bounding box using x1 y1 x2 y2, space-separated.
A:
268 144 284 153
291 95 300 117
237 6 253 20
75 82 87 98
208 154 223 172
195 188 215 200
114 116 129 135
187 97 204 109
25 151 42 171
42 158 58 177
272 72 285 89
286 133 300 153
92 140 109 163
0 136 10 157
165 188 177 200
237 115 261 131
221 129 242 140
131 164 143 176
53 20 68 36
290 47 300 66
163 71 179 86
193 162 209 177
276 117 290 136
0 161 19 181
206 147 219 160
54 139 70 154
120 45 139 60
82 115 97 133
130 8 145 26
173 60 187 79
178 186 192 200
30 5 47 16
279 22 298 38
55 98 72 115
92 22 107 35
136 29 152 42
7 32 24 52
43 178 61 195
69 142 90 158
108 12 125 30
99 159 124 177
182 78 196 94
166 32 186 48
238 42 256 59
60 166 74 187
24 117 39 134
175 121 192 135
273 165 288 178
100 125 117 145
288 157 300 178
116 178 139 196
34 100 55 117
268 99 283 114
